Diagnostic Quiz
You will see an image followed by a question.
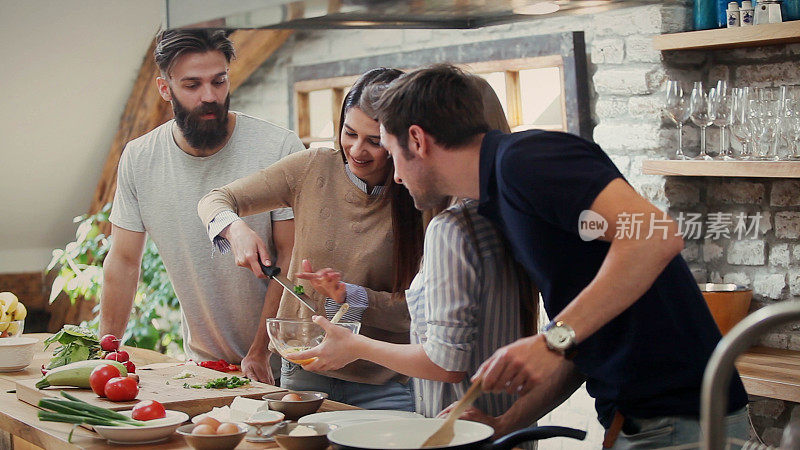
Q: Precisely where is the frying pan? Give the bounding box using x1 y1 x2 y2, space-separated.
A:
327 418 586 450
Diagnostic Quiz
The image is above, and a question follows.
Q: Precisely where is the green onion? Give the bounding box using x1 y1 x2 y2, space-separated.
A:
36 390 146 434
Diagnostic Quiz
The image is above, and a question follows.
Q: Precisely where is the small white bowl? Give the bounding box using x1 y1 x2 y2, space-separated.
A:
93 410 189 444
0 336 37 372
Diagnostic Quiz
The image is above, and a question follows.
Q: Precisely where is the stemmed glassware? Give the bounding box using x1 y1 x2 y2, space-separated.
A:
752 89 781 161
690 82 713 160
783 99 800 160
709 84 733 160
665 80 690 160
731 87 752 160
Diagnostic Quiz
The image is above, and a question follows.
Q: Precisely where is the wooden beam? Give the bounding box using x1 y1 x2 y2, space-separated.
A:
88 29 295 219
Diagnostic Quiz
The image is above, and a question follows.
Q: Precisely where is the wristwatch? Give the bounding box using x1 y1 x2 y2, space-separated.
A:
542 320 577 359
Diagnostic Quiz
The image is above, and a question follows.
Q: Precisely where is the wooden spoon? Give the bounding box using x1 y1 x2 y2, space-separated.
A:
421 379 483 447
330 302 350 324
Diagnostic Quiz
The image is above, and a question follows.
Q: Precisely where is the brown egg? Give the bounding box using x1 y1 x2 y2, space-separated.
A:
196 416 221 429
216 422 240 435
281 393 303 402
192 424 216 435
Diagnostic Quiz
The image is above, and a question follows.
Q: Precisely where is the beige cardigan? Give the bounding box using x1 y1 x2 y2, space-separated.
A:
198 148 410 384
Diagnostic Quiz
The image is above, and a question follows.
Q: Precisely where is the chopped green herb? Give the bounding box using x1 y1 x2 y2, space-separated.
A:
172 371 195 380
182 376 251 389
293 285 305 295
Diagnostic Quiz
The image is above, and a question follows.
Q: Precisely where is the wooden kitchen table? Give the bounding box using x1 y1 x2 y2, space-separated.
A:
0 333 358 450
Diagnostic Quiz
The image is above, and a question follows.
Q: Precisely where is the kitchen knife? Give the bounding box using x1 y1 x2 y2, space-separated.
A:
259 262 317 313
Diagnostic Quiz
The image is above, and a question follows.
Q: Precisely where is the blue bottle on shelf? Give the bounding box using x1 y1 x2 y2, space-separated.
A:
694 0 719 29
717 0 732 26
784 0 800 21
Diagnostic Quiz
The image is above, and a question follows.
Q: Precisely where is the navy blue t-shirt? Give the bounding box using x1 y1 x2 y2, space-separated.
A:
477 129 748 427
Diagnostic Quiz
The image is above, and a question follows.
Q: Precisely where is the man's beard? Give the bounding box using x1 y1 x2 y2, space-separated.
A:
171 91 231 152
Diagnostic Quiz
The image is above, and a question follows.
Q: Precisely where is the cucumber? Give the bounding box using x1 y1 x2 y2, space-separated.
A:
36 360 127 389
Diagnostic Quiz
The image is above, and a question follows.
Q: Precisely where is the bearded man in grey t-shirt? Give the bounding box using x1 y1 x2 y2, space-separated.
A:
100 29 304 384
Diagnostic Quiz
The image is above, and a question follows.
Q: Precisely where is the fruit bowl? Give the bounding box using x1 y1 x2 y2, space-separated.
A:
266 318 360 365
0 319 24 338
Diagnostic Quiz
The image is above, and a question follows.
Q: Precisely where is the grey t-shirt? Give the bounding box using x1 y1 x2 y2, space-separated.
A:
110 112 305 362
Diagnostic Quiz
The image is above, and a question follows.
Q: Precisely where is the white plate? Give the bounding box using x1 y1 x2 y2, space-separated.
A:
93 410 189 444
298 410 423 428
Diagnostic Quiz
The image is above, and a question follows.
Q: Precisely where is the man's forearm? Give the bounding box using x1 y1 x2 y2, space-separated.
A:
556 235 683 344
497 360 584 434
247 275 282 355
99 257 140 338
247 219 292 356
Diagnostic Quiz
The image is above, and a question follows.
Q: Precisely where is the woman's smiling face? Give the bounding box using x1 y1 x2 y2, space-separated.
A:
340 107 391 189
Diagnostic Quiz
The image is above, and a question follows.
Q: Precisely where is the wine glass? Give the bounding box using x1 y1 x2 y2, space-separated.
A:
665 80 690 160
747 99 766 160
730 88 752 160
690 82 713 160
753 98 780 160
783 99 800 160
709 86 733 160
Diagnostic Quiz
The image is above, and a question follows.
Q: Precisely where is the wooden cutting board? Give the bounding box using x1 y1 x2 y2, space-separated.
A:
16 363 286 417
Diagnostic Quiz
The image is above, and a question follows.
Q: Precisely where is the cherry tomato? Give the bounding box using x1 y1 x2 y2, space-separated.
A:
90 364 121 397
131 400 166 421
104 376 138 402
99 334 120 352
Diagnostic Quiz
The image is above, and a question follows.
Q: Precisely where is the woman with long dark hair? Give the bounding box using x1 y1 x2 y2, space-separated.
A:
289 76 542 443
197 68 423 410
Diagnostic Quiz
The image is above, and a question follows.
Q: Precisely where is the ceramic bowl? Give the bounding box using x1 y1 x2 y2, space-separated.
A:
266 318 360 365
272 422 334 450
242 409 285 442
0 336 37 372
177 423 247 450
262 391 327 420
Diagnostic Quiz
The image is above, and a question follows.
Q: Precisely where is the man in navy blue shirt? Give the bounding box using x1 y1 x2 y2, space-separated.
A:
373 64 749 448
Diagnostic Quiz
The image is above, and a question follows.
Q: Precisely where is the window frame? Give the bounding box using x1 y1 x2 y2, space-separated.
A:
290 32 591 146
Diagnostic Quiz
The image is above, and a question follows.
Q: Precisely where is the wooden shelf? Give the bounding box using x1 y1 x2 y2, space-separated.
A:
653 20 800 51
736 347 800 403
642 160 800 178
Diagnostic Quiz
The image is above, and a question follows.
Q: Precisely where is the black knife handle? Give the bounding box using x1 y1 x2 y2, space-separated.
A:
259 262 281 278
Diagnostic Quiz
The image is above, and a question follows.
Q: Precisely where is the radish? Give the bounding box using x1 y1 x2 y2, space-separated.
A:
99 334 120 352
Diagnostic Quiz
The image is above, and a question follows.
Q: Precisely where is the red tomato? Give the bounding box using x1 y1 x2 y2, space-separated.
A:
104 376 138 402
131 400 166 421
90 364 121 397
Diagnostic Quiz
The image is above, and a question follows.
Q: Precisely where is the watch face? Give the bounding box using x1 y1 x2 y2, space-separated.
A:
546 326 574 351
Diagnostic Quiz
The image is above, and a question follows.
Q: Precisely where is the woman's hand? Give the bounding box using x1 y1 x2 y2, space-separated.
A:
287 315 361 371
295 259 347 302
221 220 270 278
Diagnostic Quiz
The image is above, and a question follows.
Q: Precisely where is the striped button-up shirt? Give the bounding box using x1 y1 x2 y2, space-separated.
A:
407 200 534 423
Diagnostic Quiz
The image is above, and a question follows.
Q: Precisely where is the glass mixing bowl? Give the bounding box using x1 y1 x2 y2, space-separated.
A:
266 318 360 365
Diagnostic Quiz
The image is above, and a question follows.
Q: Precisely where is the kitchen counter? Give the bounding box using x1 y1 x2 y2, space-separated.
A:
0 333 357 449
